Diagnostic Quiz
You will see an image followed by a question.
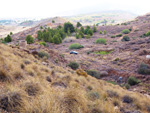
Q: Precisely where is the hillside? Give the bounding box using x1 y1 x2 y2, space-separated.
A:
65 11 137 25
0 41 150 113
1 13 150 113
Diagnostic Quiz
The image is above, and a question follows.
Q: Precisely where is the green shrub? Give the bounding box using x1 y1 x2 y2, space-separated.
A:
40 41 46 46
111 35 116 38
25 35 34 44
68 62 79 70
125 84 130 89
104 30 107 35
96 38 106 44
69 43 84 49
87 70 100 79
38 51 49 59
107 81 117 85
99 30 102 34
128 76 140 86
94 50 113 55
121 36 130 42
10 32 13 35
145 30 150 37
4 35 12 43
86 34 91 39
138 63 150 75
116 34 122 37
121 29 130 34
84 26 91 34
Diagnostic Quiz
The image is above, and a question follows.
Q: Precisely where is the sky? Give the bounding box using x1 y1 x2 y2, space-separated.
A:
1 0 150 19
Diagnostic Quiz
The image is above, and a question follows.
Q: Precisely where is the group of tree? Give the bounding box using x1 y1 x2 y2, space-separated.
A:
75 24 97 39
37 22 75 44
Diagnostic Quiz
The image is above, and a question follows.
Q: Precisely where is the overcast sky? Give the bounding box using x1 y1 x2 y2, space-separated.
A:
1 0 150 19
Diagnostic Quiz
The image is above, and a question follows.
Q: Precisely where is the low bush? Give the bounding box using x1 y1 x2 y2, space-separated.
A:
38 51 49 59
138 63 150 75
96 38 106 44
121 29 130 34
106 90 119 98
68 62 79 70
86 34 91 39
104 30 107 35
87 70 100 79
116 34 122 37
40 41 46 46
125 84 130 89
87 91 100 101
122 95 133 103
121 36 130 42
99 30 102 34
69 43 84 49
128 76 140 86
111 35 116 38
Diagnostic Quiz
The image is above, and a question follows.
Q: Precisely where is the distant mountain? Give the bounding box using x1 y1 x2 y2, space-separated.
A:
65 10 138 25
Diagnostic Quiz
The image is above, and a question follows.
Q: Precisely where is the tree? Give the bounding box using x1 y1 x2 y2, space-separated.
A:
40 26 43 29
52 20 55 23
80 26 84 33
64 22 75 33
84 26 91 34
76 22 82 27
37 30 43 40
53 34 62 44
25 35 34 44
87 29 93 36
10 32 13 35
4 35 12 43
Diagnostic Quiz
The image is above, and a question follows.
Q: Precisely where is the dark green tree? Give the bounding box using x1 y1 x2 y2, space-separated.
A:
64 22 75 33
87 29 93 36
76 22 82 27
4 35 12 43
80 26 84 33
25 35 34 44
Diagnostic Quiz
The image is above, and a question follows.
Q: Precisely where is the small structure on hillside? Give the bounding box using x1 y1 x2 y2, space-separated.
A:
19 40 27 48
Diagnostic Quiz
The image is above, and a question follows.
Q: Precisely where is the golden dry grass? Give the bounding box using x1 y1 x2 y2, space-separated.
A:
0 43 150 113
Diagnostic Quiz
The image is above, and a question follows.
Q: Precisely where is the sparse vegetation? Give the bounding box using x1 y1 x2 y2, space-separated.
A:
96 38 106 44
93 25 97 32
38 51 49 59
69 43 84 49
94 50 113 55
116 34 122 37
